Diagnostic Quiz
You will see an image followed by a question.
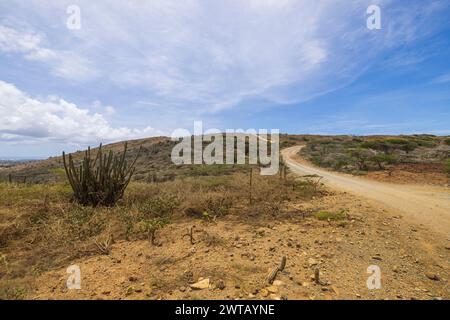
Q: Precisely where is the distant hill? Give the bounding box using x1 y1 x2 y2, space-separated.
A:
1 134 448 184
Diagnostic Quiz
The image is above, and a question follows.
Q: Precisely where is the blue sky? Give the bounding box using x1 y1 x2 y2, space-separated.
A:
1 0 450 158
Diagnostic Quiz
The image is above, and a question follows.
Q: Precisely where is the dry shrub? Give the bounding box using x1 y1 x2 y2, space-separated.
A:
0 168 322 292
184 192 233 220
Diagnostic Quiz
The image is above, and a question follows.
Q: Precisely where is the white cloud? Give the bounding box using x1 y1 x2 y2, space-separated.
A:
0 80 162 144
0 25 98 81
0 0 447 118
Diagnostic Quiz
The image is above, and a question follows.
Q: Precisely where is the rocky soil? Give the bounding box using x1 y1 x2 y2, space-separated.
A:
30 190 449 300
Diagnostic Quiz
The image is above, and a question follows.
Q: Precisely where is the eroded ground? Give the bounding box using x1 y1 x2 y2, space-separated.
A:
30 190 449 300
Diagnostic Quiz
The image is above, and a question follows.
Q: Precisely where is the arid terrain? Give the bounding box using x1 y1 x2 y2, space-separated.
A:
0 135 449 300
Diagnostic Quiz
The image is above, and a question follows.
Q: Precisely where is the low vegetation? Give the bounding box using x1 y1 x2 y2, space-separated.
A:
63 143 140 206
301 135 450 175
0 163 321 298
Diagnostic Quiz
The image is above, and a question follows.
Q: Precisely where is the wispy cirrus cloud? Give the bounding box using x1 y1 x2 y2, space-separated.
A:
2 0 446 112
0 25 98 81
0 0 449 154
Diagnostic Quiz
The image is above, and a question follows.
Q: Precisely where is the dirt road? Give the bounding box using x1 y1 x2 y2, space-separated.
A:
282 146 450 238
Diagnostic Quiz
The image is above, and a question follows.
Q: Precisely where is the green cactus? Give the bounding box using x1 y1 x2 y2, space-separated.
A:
62 142 140 206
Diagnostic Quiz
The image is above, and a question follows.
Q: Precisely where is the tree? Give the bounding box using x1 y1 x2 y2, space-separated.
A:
349 148 373 171
400 141 418 154
371 153 398 170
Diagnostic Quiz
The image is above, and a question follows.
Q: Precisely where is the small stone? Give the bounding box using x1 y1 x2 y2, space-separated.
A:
273 280 285 287
269 294 281 300
216 280 226 290
190 278 210 290
128 276 138 282
266 286 279 294
372 256 382 261
330 285 339 296
308 258 318 267
179 286 186 292
302 281 310 287
425 272 440 281
260 288 269 297
256 228 266 236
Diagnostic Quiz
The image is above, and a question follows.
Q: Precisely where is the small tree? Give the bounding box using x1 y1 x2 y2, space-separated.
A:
349 148 372 171
371 153 398 170
444 138 450 146
400 141 418 154
63 142 140 207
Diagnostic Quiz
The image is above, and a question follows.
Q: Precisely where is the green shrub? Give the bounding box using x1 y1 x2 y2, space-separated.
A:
136 217 170 245
445 159 450 176
444 138 450 146
313 210 347 221
371 153 398 170
138 194 179 218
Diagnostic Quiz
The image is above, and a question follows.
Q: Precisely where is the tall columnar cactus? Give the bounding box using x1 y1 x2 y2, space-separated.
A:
62 143 140 206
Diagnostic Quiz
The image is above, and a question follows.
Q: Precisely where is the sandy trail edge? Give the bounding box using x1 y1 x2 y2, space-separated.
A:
282 146 450 238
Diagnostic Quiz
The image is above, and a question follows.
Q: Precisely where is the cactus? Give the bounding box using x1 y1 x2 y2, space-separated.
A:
62 142 140 207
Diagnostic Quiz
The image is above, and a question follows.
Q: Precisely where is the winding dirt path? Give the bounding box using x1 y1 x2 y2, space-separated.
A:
282 146 450 238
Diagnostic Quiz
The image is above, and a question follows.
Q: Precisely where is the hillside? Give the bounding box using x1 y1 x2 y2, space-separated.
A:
2 134 449 185
300 135 450 185
0 134 449 300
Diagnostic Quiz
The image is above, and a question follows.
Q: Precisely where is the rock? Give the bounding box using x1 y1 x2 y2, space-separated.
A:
266 286 279 294
372 256 382 261
190 278 210 290
425 272 440 281
216 280 226 290
269 294 281 300
128 276 138 282
256 228 266 236
308 258 318 266
330 285 339 296
273 280 285 287
179 286 186 292
260 288 269 297
302 281 311 287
